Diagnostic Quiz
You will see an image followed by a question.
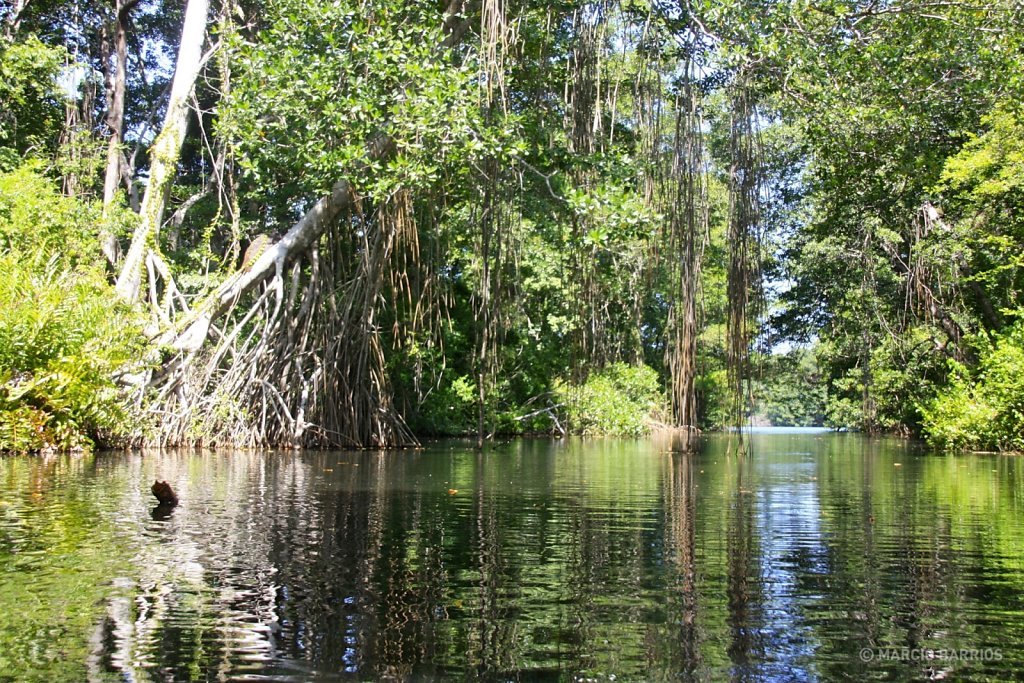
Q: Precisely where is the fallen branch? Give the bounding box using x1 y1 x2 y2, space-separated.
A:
514 403 567 436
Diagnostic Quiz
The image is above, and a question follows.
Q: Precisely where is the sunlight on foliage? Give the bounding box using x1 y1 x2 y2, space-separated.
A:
0 166 143 451
922 324 1024 452
556 363 665 436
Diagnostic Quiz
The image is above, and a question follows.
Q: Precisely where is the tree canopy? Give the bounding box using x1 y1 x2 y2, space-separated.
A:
1 0 1022 451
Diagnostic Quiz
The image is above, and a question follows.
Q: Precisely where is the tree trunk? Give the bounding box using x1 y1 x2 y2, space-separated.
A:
100 0 134 265
115 0 210 302
134 2 474 449
162 173 368 351
3 0 29 37
161 134 393 351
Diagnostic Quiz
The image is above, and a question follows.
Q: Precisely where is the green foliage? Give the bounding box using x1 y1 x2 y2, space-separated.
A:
220 0 487 207
753 350 826 427
0 163 108 261
938 106 1024 325
905 98 1024 449
869 329 947 432
0 35 66 162
567 182 660 250
12 0 1018 448
695 368 730 431
0 257 143 451
922 324 1024 452
0 166 143 452
761 0 1024 439
814 328 947 432
943 107 1024 203
556 363 664 437
411 374 479 436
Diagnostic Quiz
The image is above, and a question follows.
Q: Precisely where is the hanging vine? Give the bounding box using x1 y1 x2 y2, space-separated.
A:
664 58 709 434
469 0 523 446
725 75 764 437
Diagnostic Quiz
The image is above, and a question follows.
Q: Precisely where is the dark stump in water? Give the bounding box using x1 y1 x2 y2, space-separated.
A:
151 480 179 506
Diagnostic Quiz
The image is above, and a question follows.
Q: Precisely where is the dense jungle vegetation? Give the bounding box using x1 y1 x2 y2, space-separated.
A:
0 0 1021 451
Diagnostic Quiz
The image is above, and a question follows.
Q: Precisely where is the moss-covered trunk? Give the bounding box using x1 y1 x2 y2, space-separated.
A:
115 0 210 303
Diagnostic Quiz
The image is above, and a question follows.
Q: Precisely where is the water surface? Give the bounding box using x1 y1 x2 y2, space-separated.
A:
1 433 1022 681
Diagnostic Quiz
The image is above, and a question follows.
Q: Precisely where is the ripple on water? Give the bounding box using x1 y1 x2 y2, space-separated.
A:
2 442 1024 681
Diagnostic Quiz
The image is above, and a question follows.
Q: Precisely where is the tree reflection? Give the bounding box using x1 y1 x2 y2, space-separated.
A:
660 451 701 679
726 452 765 679
0 436 1013 681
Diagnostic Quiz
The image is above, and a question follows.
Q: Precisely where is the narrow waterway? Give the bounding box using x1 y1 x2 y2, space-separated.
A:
1 432 1022 681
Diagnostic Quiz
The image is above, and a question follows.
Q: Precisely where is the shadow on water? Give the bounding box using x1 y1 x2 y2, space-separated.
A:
150 502 177 521
1 434 1024 680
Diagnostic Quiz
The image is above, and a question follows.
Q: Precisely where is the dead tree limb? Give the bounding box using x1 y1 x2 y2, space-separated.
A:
116 0 211 302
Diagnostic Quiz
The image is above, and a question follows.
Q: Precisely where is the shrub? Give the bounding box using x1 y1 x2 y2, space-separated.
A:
0 254 144 451
921 324 1024 452
0 163 110 261
695 368 730 430
754 350 827 427
409 373 479 436
0 166 144 452
556 363 664 436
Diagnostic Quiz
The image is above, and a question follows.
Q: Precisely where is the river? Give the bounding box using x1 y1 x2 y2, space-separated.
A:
1 431 1022 681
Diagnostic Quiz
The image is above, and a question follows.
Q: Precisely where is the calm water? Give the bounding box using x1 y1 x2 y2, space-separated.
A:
1 433 1023 681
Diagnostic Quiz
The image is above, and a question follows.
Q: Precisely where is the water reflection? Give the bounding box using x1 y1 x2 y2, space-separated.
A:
1 436 1024 681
